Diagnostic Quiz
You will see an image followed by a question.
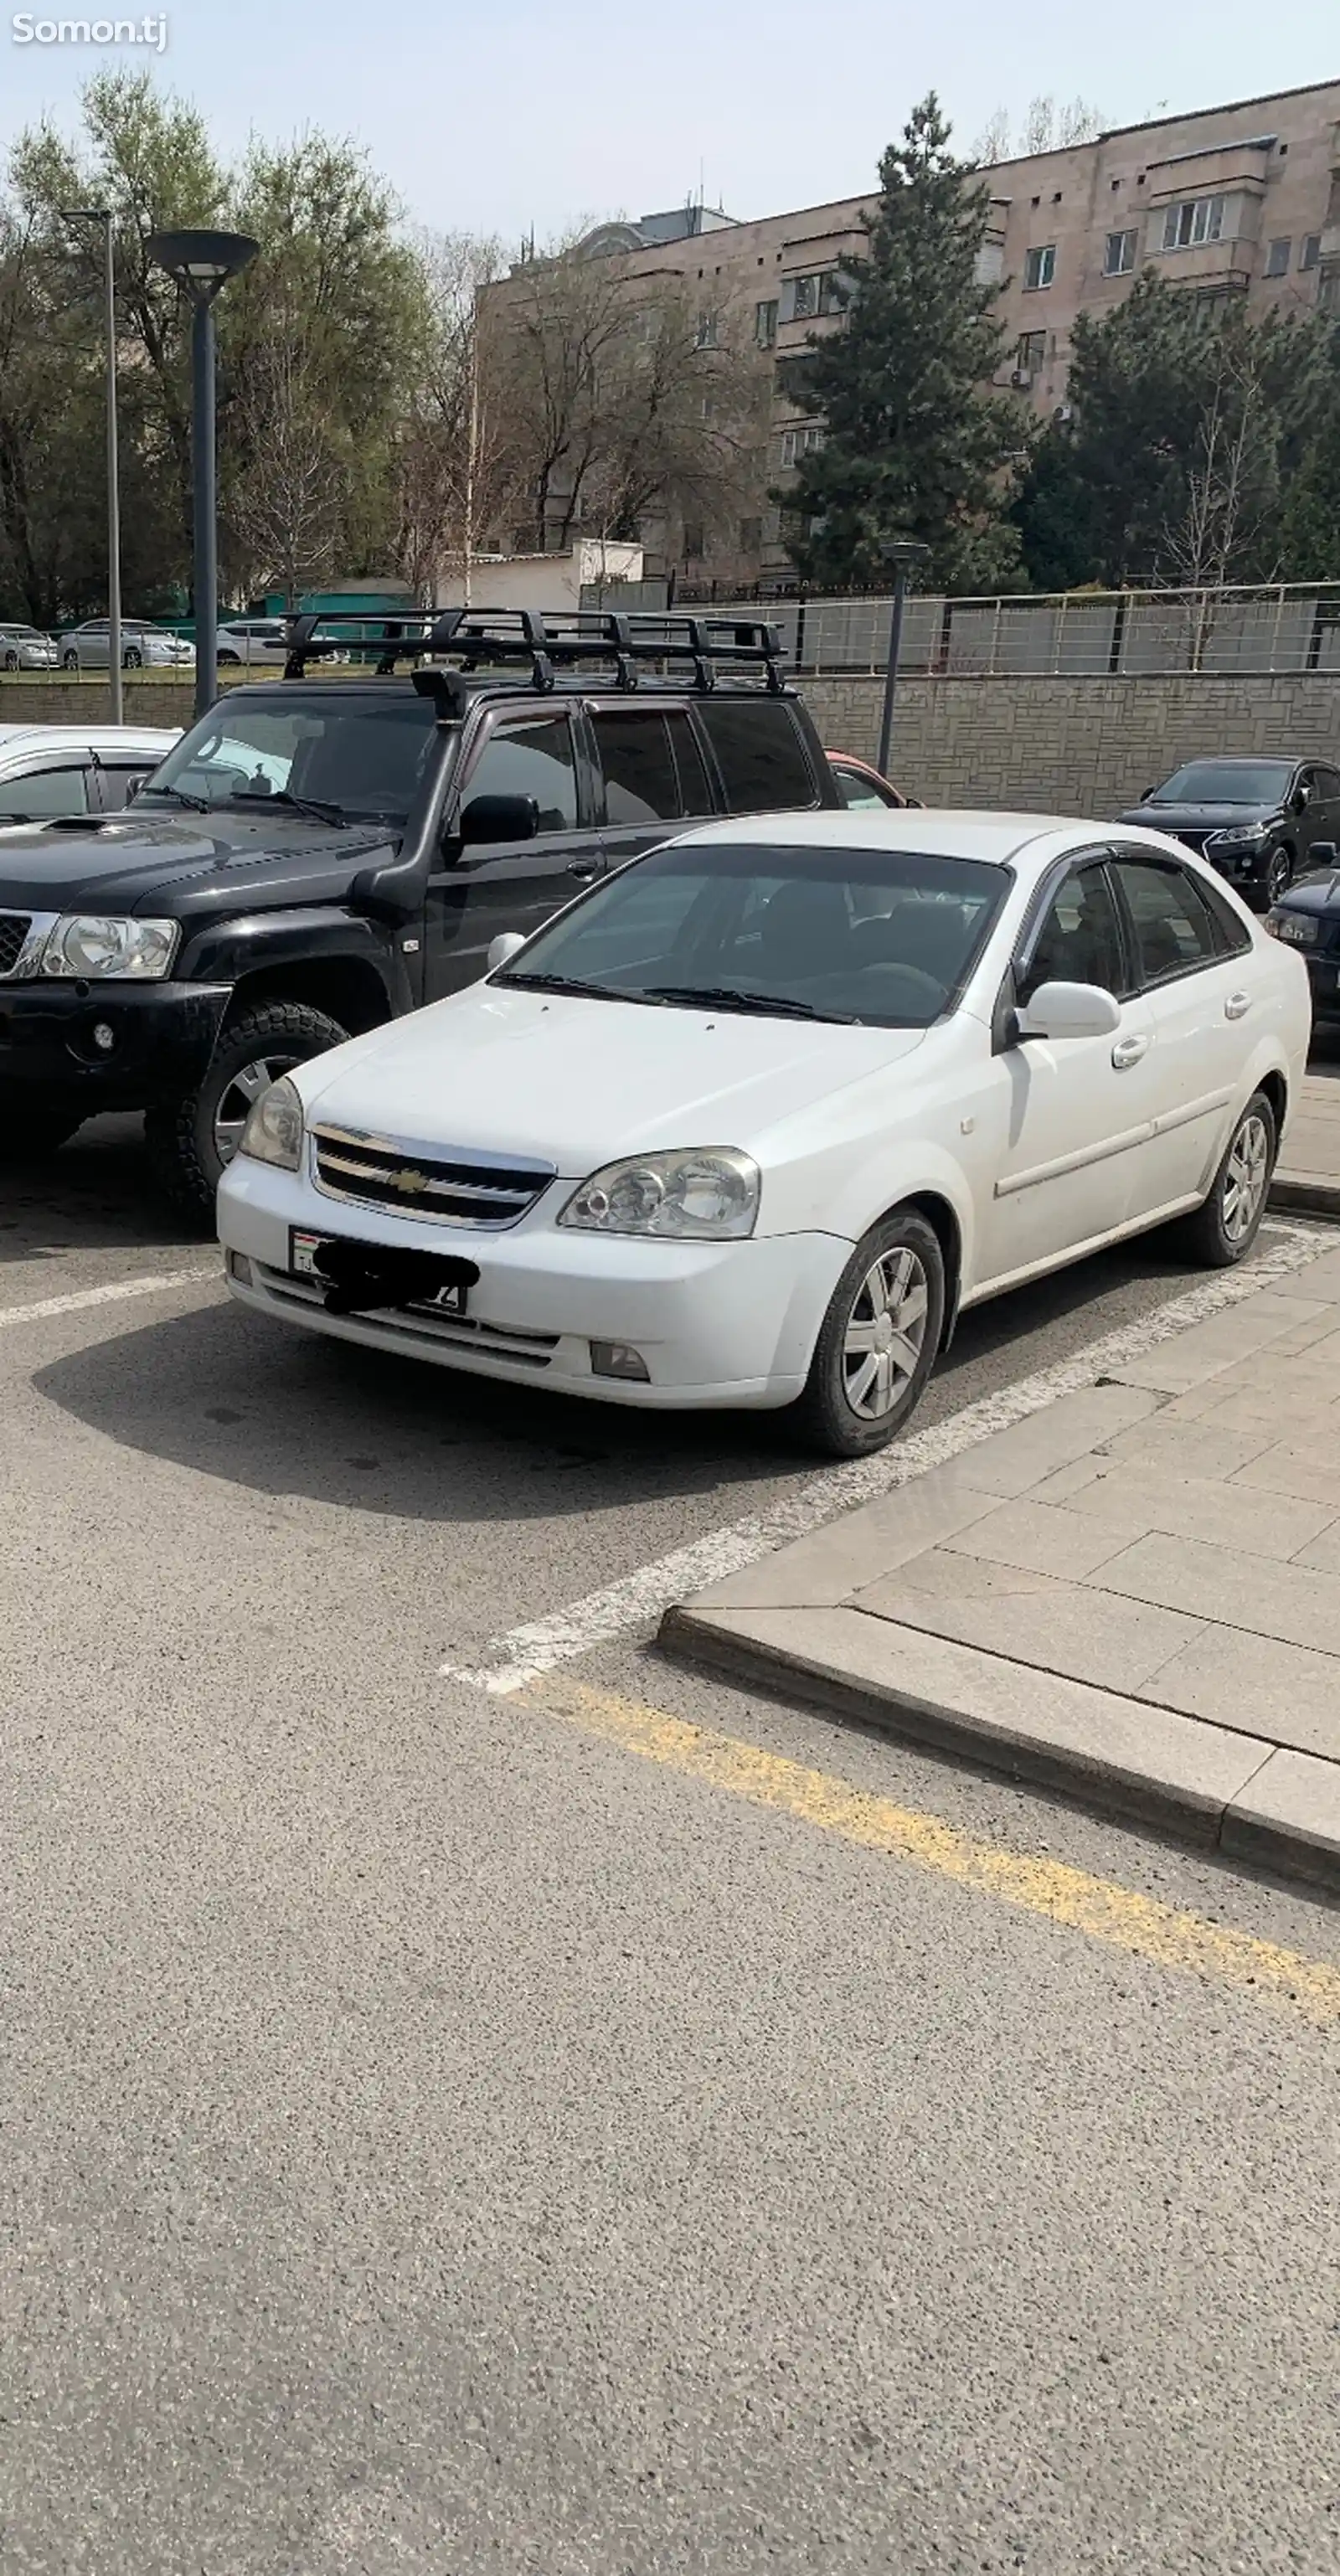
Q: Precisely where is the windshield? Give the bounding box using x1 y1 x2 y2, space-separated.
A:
139 692 441 822
1150 760 1293 805
495 841 1008 1028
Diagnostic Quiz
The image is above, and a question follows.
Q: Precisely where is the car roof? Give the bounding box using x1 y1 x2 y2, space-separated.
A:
667 808 1083 867
1165 753 1299 768
0 724 178 752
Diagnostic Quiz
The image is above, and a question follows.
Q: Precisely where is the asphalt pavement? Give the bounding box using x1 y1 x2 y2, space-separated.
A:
4 1116 1340 2575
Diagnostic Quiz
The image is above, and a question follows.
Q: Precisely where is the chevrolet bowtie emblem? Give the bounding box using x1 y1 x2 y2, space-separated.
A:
392 1167 430 1194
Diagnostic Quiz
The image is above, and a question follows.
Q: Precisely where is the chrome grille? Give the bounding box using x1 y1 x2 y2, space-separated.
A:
312 1126 554 1229
0 914 33 977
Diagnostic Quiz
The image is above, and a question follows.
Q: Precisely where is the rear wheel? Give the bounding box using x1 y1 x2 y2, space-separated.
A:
789 1210 944 1458
121 645 142 671
1172 1090 1276 1268
145 998 348 1224
61 649 79 671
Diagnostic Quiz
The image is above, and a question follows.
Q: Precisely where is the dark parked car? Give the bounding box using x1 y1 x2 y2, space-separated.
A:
0 607 838 1217
1117 756 1340 909
1266 836 1340 1027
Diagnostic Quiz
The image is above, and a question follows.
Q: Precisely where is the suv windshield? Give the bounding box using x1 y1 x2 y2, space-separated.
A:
495 841 1008 1028
1151 760 1293 805
140 691 441 822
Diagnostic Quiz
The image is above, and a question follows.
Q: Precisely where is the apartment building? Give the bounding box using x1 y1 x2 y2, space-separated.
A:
505 79 1340 589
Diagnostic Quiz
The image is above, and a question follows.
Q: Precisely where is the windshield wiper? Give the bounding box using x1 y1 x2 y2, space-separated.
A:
494 971 632 1001
139 783 210 813
231 788 348 826
642 984 858 1023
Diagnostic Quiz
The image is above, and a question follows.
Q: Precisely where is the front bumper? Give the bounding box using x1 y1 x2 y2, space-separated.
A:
0 978 230 1108
217 1152 852 1411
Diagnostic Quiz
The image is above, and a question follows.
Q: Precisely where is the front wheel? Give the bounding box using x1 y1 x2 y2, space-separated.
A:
2 649 18 672
144 999 349 1224
788 1210 945 1458
1172 1091 1276 1268
1264 844 1293 906
121 646 142 670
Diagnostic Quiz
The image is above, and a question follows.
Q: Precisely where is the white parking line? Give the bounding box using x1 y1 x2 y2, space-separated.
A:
443 1224 1334 1696
0 1264 218 1332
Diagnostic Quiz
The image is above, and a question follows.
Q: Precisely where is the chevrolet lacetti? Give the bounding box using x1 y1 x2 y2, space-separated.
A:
216 809 1310 1457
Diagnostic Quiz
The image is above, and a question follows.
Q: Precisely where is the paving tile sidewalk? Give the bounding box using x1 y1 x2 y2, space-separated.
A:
662 1240 1340 1893
1272 1060 1340 1217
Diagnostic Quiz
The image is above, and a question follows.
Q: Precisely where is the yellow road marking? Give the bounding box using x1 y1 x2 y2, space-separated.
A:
528 1677 1340 2029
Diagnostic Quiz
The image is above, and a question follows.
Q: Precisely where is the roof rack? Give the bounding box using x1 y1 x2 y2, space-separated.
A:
281 605 788 693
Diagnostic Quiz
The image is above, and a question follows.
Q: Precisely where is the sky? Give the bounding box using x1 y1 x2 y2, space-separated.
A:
2 0 1336 245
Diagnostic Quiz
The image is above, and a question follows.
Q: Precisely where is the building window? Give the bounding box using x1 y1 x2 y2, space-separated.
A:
1015 330 1047 374
739 518 761 551
1265 238 1291 278
1104 229 1137 276
780 274 819 323
755 298 777 347
1023 245 1056 291
694 310 718 350
778 425 825 469
1161 195 1224 251
1321 270 1340 316
1301 234 1322 270
817 270 849 314
682 524 704 559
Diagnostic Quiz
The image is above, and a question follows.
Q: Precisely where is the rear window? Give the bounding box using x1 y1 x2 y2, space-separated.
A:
699 698 818 813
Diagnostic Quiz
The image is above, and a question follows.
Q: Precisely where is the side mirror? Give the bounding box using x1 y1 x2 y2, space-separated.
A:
1309 841 1337 870
460 792 539 847
487 932 527 974
1294 785 1311 811
1141 785 1157 803
1017 980 1121 1042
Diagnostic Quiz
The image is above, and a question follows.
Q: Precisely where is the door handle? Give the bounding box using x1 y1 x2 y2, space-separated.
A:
1111 1033 1149 1069
567 861 599 882
1224 989 1251 1021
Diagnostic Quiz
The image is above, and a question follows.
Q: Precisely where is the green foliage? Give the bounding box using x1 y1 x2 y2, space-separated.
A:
782 95 1028 593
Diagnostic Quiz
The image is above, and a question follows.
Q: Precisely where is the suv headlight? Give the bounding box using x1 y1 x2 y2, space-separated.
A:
559 1147 760 1240
1208 821 1269 850
237 1074 305 1171
40 915 178 980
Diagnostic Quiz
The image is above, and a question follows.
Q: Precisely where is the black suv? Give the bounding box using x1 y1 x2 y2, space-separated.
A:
0 611 838 1217
1117 755 1340 909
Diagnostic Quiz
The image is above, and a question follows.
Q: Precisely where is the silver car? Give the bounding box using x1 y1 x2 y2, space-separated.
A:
217 618 290 668
0 622 58 672
59 620 194 672
0 722 180 822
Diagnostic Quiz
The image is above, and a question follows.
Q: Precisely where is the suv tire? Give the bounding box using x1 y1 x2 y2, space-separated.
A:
1264 844 1293 906
1172 1090 1276 1268
146 998 348 1224
789 1209 944 1458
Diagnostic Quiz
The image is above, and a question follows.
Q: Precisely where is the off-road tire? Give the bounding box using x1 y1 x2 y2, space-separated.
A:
145 999 348 1225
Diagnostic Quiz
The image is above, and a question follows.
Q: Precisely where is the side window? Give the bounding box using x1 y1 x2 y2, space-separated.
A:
1193 870 1253 958
0 765 90 820
1317 768 1340 806
97 764 153 811
698 698 818 814
832 760 895 811
592 712 681 823
665 713 714 818
1112 857 1219 983
465 714 578 832
1022 862 1126 1001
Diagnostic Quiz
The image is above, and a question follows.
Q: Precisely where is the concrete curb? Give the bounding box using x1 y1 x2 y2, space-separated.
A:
1270 1172 1340 1221
659 1601 1340 1894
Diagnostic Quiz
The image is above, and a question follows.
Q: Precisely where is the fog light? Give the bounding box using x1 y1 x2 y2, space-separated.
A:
226 1250 253 1286
91 1019 116 1052
590 1340 650 1382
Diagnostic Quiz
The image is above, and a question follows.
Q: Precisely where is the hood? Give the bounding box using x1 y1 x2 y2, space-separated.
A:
296 981 927 1172
1116 801 1279 832
0 809 394 916
1275 868 1340 917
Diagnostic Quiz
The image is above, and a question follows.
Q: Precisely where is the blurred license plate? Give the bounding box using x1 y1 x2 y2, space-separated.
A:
289 1229 468 1312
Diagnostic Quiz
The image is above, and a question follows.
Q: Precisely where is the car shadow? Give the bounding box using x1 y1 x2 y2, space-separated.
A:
0 1116 200 1265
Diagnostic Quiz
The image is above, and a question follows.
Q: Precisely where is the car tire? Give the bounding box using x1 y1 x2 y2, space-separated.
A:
1264 844 1294 906
788 1209 945 1458
1172 1090 1277 1269
61 650 79 671
145 999 349 1224
2 650 18 672
122 646 142 670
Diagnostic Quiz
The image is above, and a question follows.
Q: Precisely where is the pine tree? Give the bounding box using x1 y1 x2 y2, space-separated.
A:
784 96 1026 592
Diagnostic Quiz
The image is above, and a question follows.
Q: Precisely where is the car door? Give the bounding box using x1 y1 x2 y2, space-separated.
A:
0 759 94 823
423 703 605 1000
1107 847 1255 1213
976 854 1162 1289
591 703 718 878
1312 766 1340 864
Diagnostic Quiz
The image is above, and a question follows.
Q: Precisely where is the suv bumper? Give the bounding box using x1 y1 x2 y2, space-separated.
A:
0 979 230 1110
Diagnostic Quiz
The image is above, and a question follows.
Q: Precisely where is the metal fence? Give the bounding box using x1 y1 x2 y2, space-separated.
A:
654 583 1340 680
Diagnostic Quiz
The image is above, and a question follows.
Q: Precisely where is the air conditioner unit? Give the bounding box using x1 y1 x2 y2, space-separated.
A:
1010 367 1033 388
1054 401 1074 423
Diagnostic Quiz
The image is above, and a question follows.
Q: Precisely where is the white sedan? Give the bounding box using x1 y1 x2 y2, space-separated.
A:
217 811 1310 1456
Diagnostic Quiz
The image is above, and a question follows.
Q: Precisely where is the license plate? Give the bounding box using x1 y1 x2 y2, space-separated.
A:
288 1229 469 1314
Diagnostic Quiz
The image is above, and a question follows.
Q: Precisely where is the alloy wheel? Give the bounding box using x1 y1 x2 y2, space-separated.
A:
1222 1111 1270 1244
840 1245 930 1419
212 1052 299 1167
1265 846 1292 904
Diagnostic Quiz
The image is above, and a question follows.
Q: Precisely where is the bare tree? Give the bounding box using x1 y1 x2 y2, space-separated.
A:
392 229 521 605
1159 334 1282 665
229 324 348 609
972 109 1012 167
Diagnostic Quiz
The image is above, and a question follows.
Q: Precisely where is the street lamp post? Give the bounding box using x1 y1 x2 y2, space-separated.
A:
62 209 123 721
146 229 260 719
876 539 931 781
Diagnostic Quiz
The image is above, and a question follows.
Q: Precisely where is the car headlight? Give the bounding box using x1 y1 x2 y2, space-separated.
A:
1208 821 1269 850
559 1147 760 1240
237 1074 305 1171
40 915 178 980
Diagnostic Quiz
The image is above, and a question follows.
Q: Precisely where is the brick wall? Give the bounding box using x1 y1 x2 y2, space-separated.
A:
5 670 1337 819
802 673 1340 812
